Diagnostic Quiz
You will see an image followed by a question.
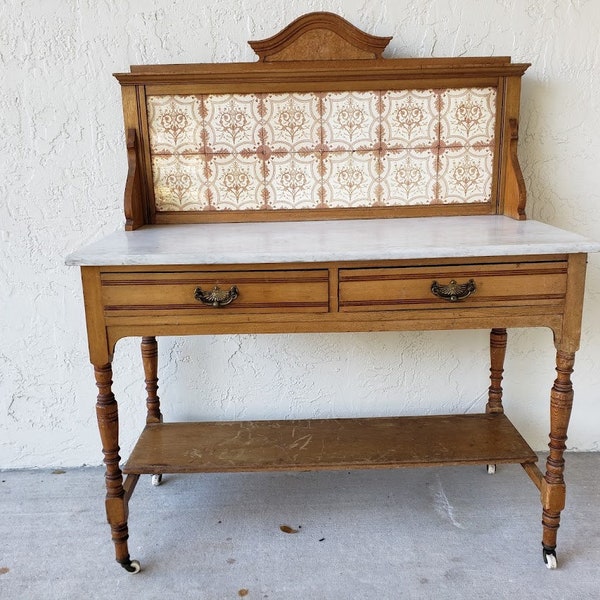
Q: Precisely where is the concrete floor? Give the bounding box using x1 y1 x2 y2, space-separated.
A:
1 454 599 599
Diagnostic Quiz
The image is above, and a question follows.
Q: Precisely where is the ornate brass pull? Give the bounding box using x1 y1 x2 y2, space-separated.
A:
194 285 239 307
430 279 476 302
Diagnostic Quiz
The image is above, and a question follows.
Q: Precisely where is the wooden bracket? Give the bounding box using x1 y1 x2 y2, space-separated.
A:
503 118 527 220
124 128 145 231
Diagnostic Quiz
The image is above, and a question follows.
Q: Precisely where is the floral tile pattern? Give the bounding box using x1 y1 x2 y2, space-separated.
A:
439 88 497 148
146 87 497 212
151 155 206 211
321 91 380 151
438 146 495 204
381 149 437 206
381 90 439 150
202 94 261 154
322 151 381 208
209 153 264 211
148 96 202 156
264 152 322 209
263 93 321 152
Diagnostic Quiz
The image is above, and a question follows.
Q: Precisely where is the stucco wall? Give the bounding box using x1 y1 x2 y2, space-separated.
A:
1 0 599 468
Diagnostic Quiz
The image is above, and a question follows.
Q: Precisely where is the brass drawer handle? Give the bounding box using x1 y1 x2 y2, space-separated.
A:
194 285 239 307
431 279 476 302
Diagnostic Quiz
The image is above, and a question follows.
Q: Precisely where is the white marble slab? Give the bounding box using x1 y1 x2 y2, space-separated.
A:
65 215 600 266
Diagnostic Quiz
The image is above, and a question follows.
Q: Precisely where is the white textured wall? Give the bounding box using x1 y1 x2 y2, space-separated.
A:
2 0 600 468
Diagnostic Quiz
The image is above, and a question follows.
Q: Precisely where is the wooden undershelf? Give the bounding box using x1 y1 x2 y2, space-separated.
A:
123 414 537 474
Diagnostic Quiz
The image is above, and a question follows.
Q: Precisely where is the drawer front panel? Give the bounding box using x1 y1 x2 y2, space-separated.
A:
339 262 568 311
101 270 329 314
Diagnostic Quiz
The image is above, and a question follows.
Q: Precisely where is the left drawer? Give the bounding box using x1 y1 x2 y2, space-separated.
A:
100 269 330 314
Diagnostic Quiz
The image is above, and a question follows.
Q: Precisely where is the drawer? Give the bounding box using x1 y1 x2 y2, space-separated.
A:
339 261 568 311
101 269 330 314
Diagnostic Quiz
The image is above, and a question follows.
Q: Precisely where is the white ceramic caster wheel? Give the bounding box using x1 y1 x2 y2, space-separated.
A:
152 474 163 486
123 559 141 574
486 464 496 474
544 553 557 570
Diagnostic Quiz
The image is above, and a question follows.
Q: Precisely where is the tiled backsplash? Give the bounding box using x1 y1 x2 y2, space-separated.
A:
147 88 496 212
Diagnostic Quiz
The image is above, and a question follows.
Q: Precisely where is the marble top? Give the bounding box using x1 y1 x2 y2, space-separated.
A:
65 215 600 266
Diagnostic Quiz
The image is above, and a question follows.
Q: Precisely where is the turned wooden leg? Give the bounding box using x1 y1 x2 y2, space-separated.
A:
487 328 507 414
95 363 139 572
141 336 162 424
541 350 575 568
141 336 164 486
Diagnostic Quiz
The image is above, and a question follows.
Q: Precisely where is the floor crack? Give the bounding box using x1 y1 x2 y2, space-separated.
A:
433 474 463 529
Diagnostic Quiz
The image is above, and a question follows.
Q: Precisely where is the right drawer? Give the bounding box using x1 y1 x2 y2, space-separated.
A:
338 261 568 312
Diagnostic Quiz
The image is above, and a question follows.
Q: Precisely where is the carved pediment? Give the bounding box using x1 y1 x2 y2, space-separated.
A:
249 12 392 62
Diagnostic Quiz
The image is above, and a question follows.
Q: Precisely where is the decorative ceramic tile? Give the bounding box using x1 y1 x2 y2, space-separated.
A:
321 91 380 151
152 154 208 211
437 146 494 203
260 93 321 153
263 151 322 209
439 87 496 148
380 149 437 205
202 94 262 154
147 95 202 155
209 152 265 211
321 151 381 208
381 90 439 150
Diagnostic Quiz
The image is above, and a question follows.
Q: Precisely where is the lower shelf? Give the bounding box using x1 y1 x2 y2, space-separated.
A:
123 413 537 474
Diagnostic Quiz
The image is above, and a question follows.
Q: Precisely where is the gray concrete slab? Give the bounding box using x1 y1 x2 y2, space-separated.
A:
1 454 599 599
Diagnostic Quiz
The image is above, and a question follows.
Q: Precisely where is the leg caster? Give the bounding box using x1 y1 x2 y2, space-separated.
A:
151 474 163 486
542 544 558 569
120 558 142 574
486 464 496 474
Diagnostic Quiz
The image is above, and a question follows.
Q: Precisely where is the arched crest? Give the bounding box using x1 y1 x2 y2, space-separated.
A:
249 12 392 62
